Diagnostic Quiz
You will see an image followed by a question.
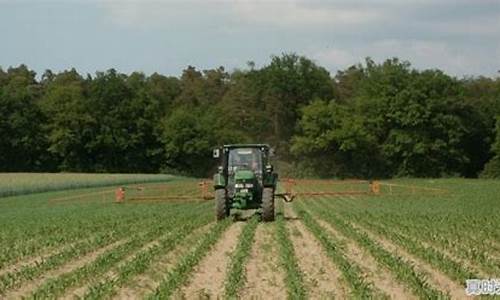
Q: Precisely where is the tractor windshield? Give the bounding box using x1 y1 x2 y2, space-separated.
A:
228 148 262 173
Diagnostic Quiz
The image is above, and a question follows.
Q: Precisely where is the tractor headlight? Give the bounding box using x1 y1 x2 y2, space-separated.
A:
245 183 254 188
235 183 244 188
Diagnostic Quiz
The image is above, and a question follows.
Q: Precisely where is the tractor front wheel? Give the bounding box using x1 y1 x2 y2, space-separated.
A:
215 188 229 221
262 187 275 222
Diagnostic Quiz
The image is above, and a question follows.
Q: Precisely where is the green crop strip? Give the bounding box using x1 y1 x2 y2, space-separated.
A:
0 203 200 296
335 206 479 285
30 224 173 298
83 214 212 299
307 198 447 299
351 208 500 277
0 173 176 198
29 204 210 299
148 219 231 300
223 217 259 299
0 231 118 295
0 209 154 270
316 196 481 284
0 200 205 270
292 201 373 298
275 203 307 300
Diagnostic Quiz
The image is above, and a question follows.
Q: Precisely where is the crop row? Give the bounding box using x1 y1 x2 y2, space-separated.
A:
292 201 374 298
329 191 498 256
275 202 307 300
224 217 259 298
305 198 446 299
353 207 500 276
0 201 206 269
0 173 175 198
322 196 483 282
0 202 210 296
147 219 231 299
83 213 212 299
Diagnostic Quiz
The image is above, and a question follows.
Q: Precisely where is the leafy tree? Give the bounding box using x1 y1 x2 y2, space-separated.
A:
358 59 479 176
462 76 500 175
217 69 269 142
39 69 94 171
160 104 248 177
332 64 365 103
482 116 500 178
259 54 334 152
293 58 487 178
0 65 47 171
85 70 168 172
291 100 382 178
174 66 228 107
146 73 181 114
83 69 132 172
120 72 166 172
160 107 217 176
1 56 499 177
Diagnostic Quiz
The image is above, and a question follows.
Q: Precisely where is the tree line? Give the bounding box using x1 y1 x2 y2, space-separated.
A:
1 54 499 178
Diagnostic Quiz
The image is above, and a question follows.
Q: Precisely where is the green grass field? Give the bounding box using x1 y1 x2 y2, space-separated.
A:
0 174 498 299
0 173 175 198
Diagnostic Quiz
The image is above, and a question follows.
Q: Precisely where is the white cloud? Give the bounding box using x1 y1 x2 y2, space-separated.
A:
98 0 500 76
102 1 383 29
230 2 381 28
309 39 499 77
310 47 356 69
101 2 228 28
418 13 500 37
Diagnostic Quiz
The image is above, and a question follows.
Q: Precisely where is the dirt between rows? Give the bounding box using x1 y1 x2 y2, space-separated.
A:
316 219 415 299
385 226 492 279
0 243 74 278
240 223 287 299
62 232 170 299
347 220 473 300
112 222 214 299
5 238 127 299
176 221 244 299
283 203 346 299
0 232 108 279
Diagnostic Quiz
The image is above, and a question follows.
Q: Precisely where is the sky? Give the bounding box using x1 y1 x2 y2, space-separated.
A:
1 0 499 78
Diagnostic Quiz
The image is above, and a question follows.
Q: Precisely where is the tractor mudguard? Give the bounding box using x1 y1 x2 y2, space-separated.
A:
213 173 225 189
263 172 278 188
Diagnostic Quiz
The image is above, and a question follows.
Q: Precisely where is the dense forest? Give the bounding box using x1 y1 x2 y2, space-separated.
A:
1 54 499 178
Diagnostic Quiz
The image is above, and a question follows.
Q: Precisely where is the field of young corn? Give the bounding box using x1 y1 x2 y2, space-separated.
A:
0 175 498 299
0 173 175 198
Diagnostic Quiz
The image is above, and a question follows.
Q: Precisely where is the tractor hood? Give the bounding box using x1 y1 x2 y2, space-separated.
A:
234 169 255 181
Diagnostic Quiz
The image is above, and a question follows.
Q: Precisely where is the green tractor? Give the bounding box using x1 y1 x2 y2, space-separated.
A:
212 144 278 222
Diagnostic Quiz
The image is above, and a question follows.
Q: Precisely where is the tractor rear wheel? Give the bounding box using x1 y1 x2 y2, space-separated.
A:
262 187 275 222
215 188 229 221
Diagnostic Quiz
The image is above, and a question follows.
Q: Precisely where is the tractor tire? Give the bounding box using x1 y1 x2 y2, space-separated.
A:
262 187 275 222
215 189 229 221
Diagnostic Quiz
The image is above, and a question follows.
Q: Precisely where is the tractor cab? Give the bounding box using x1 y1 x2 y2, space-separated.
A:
213 144 277 221
228 147 262 174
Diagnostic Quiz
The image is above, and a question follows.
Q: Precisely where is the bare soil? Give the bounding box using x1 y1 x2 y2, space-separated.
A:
111 222 213 299
347 220 473 300
388 228 491 279
176 221 244 299
5 238 127 299
240 223 287 300
62 234 166 299
317 219 416 299
0 243 73 278
288 219 348 299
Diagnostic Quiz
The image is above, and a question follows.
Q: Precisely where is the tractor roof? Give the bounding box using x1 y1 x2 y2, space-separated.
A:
223 144 270 149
